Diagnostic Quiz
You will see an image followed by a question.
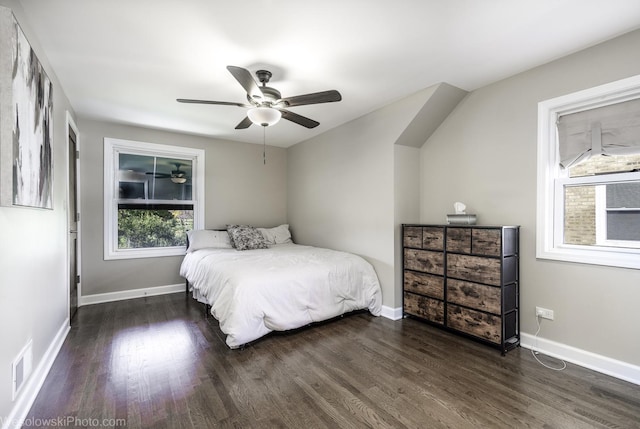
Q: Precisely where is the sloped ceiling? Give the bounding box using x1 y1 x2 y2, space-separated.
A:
16 0 640 147
395 83 468 148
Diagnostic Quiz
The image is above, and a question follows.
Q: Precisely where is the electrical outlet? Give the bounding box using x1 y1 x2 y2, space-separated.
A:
536 306 554 320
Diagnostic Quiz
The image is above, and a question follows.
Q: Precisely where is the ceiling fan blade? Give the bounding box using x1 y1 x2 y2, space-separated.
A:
177 98 250 107
235 116 253 129
226 66 264 101
278 90 342 107
279 109 320 128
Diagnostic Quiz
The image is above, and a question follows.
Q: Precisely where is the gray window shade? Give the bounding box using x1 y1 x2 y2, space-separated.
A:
557 97 640 169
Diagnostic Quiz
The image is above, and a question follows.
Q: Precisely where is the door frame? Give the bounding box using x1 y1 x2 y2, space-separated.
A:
66 111 81 318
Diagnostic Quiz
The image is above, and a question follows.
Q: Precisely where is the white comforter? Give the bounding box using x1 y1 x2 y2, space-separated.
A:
180 243 382 348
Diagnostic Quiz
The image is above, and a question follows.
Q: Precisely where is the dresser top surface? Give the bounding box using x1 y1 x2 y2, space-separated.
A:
403 224 520 229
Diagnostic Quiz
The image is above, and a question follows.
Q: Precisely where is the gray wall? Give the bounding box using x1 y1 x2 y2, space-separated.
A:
78 119 288 296
420 29 640 365
287 88 432 309
394 145 421 306
0 0 75 420
287 116 394 308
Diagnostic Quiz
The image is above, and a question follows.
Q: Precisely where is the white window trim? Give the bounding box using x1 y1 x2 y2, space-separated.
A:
594 183 607 246
104 138 205 260
537 74 640 270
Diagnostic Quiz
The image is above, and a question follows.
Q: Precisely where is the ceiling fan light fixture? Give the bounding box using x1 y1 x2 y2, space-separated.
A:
247 107 281 127
170 176 187 184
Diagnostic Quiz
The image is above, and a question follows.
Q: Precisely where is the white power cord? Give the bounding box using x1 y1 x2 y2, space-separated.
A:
530 314 567 371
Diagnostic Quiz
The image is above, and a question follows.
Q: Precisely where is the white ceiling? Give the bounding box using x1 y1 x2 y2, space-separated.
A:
17 0 640 148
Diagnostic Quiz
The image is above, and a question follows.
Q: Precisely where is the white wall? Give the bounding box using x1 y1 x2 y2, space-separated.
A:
0 0 74 423
78 119 288 296
420 29 640 366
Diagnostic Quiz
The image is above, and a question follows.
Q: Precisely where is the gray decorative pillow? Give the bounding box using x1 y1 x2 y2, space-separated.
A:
226 225 269 251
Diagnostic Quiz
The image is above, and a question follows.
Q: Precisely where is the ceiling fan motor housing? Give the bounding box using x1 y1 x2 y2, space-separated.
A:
260 86 281 103
246 70 281 105
247 86 281 105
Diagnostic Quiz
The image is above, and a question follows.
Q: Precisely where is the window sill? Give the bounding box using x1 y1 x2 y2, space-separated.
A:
104 247 186 261
536 245 640 270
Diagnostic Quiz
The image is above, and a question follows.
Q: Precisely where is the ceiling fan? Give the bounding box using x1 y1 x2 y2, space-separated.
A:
146 163 188 184
177 66 342 129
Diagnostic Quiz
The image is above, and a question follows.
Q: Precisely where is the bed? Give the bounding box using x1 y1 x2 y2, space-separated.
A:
180 225 382 348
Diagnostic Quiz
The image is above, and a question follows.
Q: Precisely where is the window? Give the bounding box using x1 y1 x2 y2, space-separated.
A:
104 138 205 260
537 75 640 269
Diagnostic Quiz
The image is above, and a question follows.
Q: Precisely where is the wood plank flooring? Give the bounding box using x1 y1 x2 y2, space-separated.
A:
24 293 640 428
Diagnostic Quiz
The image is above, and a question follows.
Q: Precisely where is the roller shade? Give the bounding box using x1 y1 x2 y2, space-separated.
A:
557 97 640 169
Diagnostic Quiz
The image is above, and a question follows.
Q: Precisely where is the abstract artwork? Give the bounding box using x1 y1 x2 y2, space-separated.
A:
0 8 53 209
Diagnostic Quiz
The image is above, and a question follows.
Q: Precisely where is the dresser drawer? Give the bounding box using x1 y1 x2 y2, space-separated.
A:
404 271 444 299
446 228 471 253
422 226 445 250
447 279 501 315
403 226 423 248
404 249 444 275
404 292 444 324
447 304 501 344
447 254 501 286
472 229 502 256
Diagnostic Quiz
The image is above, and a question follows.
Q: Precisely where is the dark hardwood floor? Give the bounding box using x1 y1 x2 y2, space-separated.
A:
24 293 639 428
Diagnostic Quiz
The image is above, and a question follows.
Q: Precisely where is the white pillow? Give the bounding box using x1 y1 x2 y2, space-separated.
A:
258 224 293 245
186 230 233 252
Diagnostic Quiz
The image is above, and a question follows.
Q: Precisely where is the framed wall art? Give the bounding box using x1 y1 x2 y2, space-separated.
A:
0 7 53 209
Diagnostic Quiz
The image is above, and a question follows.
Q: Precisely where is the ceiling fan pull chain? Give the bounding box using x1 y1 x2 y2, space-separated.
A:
263 126 266 165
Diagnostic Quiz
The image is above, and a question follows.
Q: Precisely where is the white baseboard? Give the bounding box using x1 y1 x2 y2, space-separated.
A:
381 305 403 321
521 333 640 386
2 319 70 429
79 283 185 306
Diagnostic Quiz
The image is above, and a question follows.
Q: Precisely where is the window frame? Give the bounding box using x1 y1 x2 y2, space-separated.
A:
537 74 640 270
104 138 205 260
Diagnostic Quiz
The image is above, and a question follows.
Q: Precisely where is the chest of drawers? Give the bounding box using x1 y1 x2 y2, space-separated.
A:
402 224 519 354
